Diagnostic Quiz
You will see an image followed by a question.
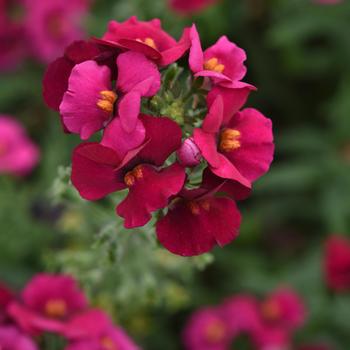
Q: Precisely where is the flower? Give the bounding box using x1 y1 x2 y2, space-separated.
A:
0 326 37 350
71 115 185 228
0 0 26 71
8 273 87 335
189 25 255 89
0 116 39 176
43 40 115 112
156 184 242 256
193 95 274 187
177 138 202 167
324 235 350 292
23 0 89 63
97 16 191 66
64 309 140 350
183 307 231 350
169 0 218 14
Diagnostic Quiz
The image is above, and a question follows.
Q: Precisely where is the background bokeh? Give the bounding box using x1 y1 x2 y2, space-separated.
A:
1 0 350 348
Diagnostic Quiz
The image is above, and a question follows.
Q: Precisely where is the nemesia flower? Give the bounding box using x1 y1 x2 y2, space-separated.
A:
71 115 185 228
183 307 231 350
43 40 116 112
8 273 87 335
64 309 139 350
156 186 242 256
193 96 274 187
0 116 39 176
189 25 255 89
0 326 37 350
170 0 219 14
177 137 202 167
23 0 89 63
97 16 191 66
324 235 350 292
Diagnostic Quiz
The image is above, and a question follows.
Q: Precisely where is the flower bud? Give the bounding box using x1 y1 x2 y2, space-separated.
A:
177 138 202 167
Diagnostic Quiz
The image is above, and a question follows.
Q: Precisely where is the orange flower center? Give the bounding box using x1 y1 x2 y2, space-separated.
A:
204 57 225 73
187 199 211 215
136 37 157 50
45 299 67 318
219 128 241 152
97 90 118 113
124 165 144 187
205 320 227 343
100 337 118 350
261 300 281 321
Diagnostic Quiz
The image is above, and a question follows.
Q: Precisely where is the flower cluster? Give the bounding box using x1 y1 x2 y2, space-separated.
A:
0 115 39 176
43 17 274 257
183 287 306 350
0 273 139 349
0 0 89 70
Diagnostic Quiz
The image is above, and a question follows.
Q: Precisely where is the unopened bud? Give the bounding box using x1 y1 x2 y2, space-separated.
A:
177 138 201 167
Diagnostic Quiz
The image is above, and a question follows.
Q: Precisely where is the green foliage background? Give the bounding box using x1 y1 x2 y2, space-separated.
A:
1 0 350 348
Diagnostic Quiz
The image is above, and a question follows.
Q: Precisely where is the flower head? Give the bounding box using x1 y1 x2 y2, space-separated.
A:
8 273 87 335
0 116 39 177
324 235 350 292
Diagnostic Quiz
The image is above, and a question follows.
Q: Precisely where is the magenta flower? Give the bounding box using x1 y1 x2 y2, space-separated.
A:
156 185 242 256
177 137 202 167
193 96 274 187
189 25 254 89
0 0 26 71
43 40 116 112
0 326 37 350
71 115 185 228
23 0 88 63
97 16 191 66
324 235 350 292
8 273 87 335
183 307 231 350
0 116 39 177
169 0 219 14
64 309 139 350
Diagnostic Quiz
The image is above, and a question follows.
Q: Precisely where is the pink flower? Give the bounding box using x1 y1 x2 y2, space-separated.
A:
0 0 26 71
97 16 191 66
183 307 231 350
156 184 242 256
189 25 255 89
23 0 89 63
324 235 350 292
8 273 87 335
0 116 39 176
0 326 37 350
64 309 139 350
43 40 115 112
170 0 219 14
193 95 274 188
71 115 185 228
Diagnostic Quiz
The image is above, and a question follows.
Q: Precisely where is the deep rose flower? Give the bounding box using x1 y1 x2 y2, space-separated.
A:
193 95 274 187
189 25 255 89
170 0 218 14
96 16 191 66
324 235 350 292
0 326 37 350
59 51 160 138
71 114 185 228
177 137 202 167
23 0 88 63
156 184 242 256
64 309 139 350
8 273 87 335
0 116 39 176
43 40 116 112
0 0 26 71
183 307 231 350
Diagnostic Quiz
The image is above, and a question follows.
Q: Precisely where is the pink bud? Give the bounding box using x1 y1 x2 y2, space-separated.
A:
177 138 201 167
